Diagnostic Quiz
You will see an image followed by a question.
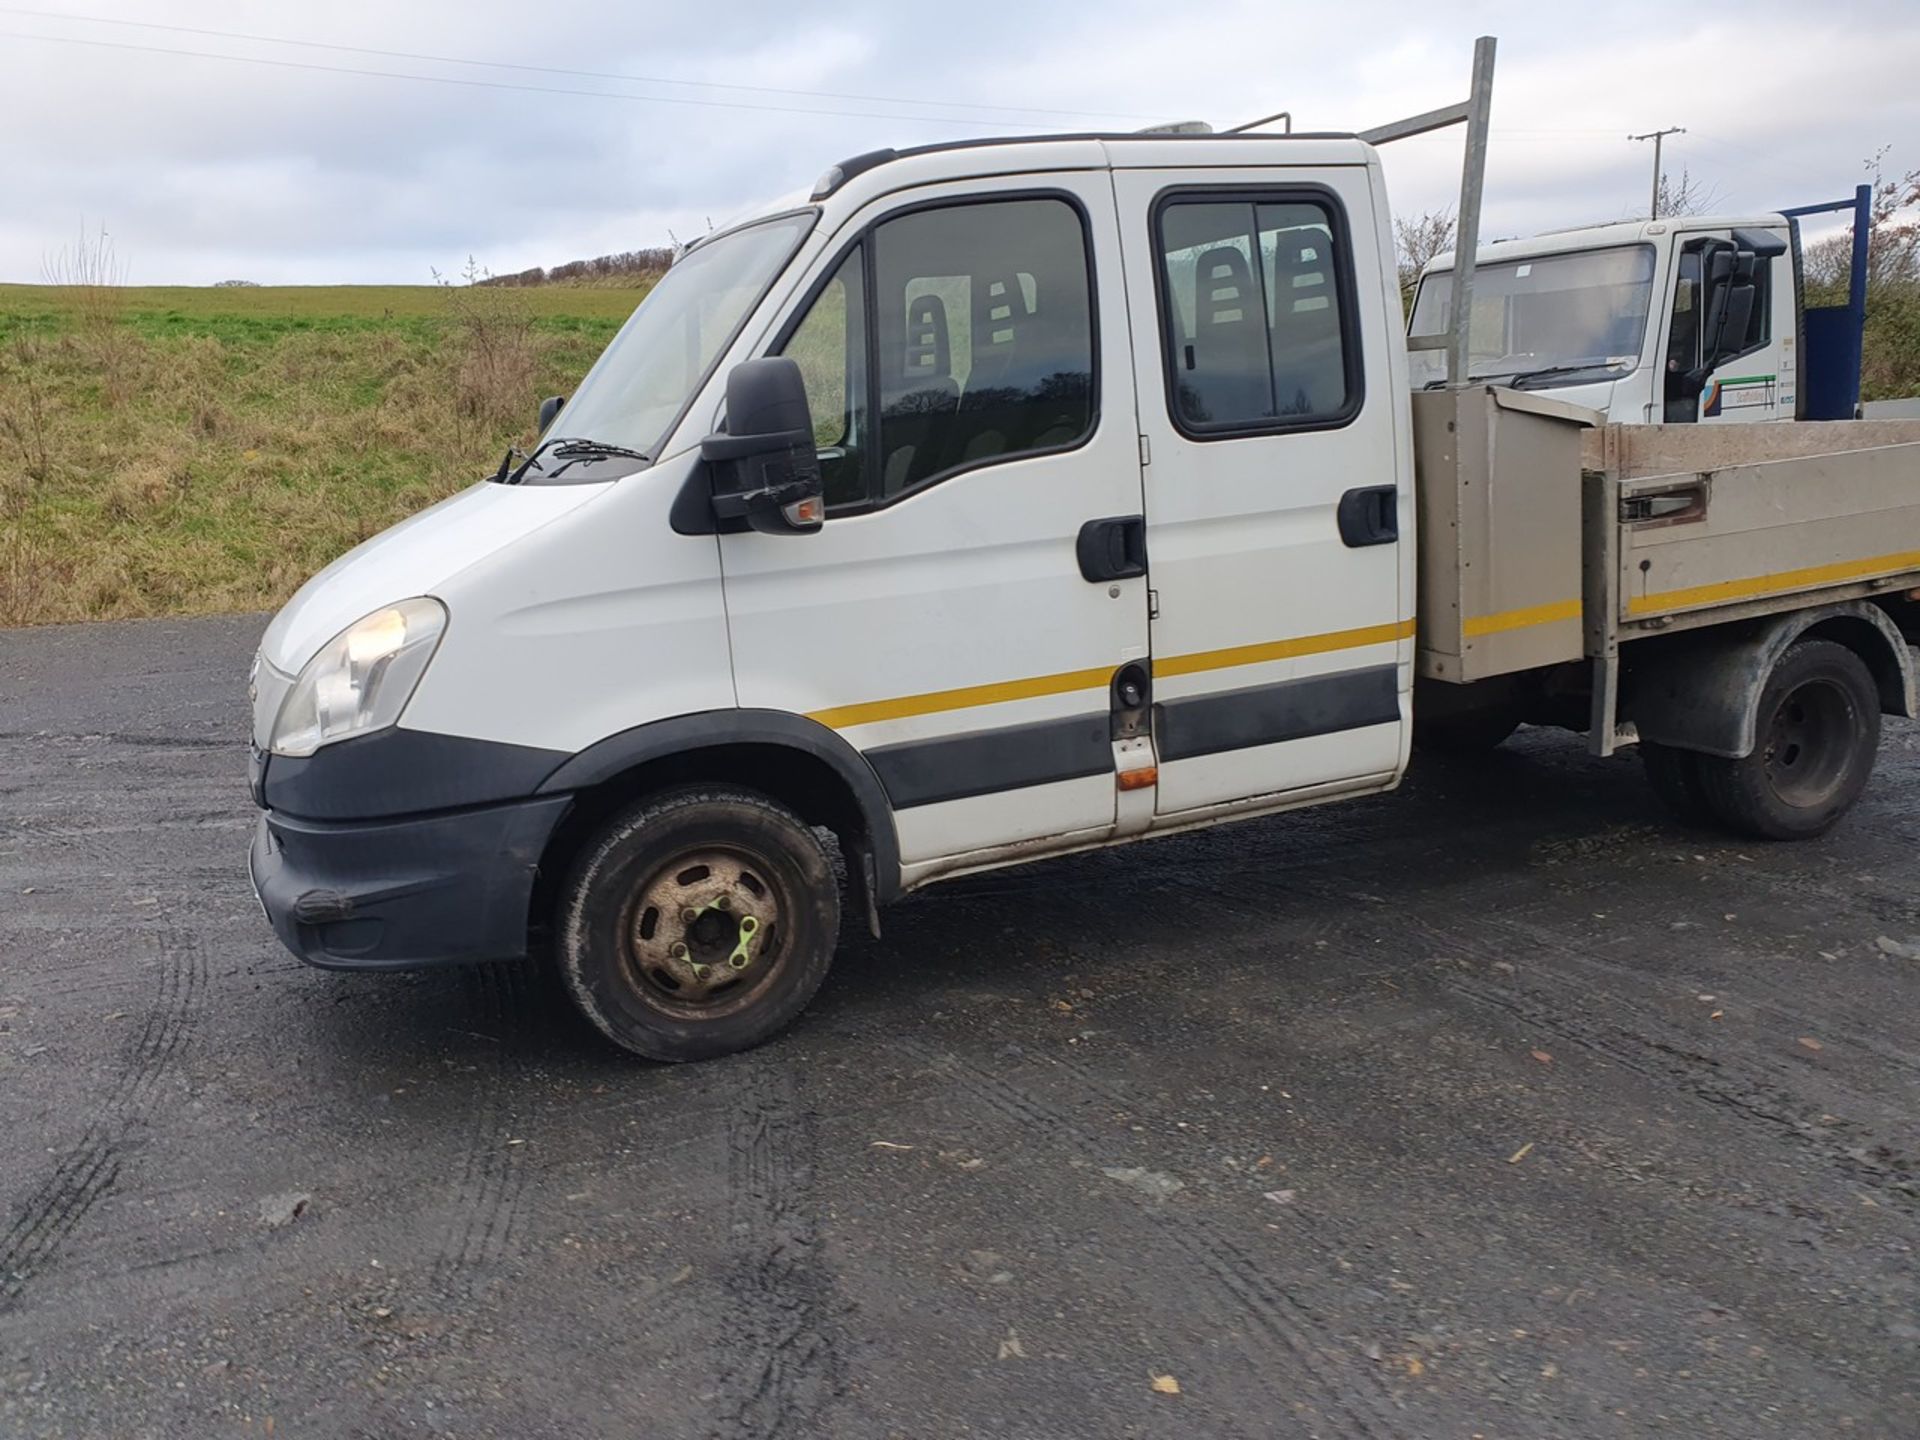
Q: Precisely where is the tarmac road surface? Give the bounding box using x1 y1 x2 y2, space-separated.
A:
2 614 1917 1438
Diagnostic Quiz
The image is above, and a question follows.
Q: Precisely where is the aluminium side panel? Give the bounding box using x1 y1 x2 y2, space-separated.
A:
1414 387 1593 682
1616 441 1920 625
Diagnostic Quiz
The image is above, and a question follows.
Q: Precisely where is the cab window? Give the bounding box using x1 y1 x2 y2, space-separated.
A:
1739 256 1772 351
781 245 870 508
1664 249 1702 422
776 196 1096 512
1155 195 1360 433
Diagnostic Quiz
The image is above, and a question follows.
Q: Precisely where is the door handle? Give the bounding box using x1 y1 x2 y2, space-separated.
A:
1337 486 1398 547
1077 515 1147 582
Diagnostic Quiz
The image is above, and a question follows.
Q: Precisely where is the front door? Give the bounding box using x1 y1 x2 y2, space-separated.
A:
1658 227 1795 423
719 177 1150 872
1113 168 1411 816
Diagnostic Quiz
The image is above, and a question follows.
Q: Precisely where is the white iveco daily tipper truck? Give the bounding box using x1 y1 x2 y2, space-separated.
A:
248 39 1920 1061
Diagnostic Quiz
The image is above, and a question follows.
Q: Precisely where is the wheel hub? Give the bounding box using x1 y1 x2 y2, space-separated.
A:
626 849 781 1003
1762 678 1852 807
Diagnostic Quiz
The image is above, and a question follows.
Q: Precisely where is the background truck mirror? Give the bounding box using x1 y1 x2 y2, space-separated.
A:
537 394 566 434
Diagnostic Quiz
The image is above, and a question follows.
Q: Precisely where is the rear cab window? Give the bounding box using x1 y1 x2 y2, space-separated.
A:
1152 192 1362 435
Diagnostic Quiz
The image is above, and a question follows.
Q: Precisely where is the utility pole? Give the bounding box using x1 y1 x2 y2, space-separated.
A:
1629 127 1686 218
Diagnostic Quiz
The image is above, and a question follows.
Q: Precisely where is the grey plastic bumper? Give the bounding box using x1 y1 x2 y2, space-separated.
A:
249 795 570 971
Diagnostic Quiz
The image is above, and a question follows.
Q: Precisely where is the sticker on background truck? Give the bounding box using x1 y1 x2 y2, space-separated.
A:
1703 374 1777 417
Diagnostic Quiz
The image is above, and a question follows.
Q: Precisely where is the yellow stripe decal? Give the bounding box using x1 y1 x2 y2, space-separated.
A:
1152 618 1415 679
1462 597 1582 638
1626 549 1920 616
807 618 1415 730
806 665 1117 731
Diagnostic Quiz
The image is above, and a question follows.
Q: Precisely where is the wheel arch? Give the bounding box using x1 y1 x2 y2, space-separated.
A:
529 710 901 943
1627 600 1916 759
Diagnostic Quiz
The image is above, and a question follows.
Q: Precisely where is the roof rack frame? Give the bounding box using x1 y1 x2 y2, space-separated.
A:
1362 35 1496 388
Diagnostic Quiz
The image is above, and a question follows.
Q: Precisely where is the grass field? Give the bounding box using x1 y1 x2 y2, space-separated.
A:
0 282 650 626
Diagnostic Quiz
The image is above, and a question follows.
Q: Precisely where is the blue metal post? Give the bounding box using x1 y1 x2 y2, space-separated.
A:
1779 186 1875 418
1845 181 1871 415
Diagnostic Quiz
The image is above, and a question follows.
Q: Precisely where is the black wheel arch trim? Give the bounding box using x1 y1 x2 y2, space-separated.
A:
1626 600 1917 759
535 708 903 903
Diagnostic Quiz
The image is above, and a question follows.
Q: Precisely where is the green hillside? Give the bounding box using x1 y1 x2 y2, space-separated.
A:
0 283 649 625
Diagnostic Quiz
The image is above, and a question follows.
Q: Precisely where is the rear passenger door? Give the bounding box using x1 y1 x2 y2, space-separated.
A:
1113 172 1411 817
719 179 1150 875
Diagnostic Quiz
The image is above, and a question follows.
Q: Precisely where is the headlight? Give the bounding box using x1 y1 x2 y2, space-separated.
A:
269 598 446 757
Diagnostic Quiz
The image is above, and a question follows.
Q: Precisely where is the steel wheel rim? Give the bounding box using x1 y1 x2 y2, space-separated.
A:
621 845 787 1017
1762 677 1854 808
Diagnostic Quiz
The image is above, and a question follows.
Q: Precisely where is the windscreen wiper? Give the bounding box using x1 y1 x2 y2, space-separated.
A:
542 439 651 480
507 436 651 484
1423 370 1519 391
492 445 534 483
1508 362 1620 390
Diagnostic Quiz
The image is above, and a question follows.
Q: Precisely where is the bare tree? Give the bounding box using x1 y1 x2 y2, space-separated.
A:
1802 148 1920 297
42 220 134 405
1653 166 1723 219
1394 208 1456 310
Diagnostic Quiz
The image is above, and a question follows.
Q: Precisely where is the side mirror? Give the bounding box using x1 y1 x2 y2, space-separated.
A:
1686 242 1756 389
538 394 566 433
701 357 823 535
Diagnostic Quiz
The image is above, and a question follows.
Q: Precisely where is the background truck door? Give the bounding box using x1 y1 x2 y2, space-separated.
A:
1658 227 1794 423
718 179 1150 870
1113 170 1411 816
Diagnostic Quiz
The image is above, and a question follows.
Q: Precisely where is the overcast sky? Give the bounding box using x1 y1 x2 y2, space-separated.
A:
0 1 1914 285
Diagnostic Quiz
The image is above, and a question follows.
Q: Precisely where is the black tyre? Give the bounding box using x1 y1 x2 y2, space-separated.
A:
1694 639 1880 841
1414 707 1522 753
1640 740 1714 826
556 787 840 1062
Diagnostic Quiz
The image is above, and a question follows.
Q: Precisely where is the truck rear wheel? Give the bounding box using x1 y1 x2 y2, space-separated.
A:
1693 639 1880 841
556 786 840 1062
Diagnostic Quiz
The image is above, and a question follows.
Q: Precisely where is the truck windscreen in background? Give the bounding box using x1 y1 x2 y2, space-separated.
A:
1408 243 1655 390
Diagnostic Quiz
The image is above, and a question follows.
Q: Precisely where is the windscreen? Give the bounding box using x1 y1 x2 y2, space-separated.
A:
1408 244 1656 389
537 212 813 468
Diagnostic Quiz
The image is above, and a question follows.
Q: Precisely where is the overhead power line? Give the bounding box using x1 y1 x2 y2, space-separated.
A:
0 6 1156 124
0 29 1057 126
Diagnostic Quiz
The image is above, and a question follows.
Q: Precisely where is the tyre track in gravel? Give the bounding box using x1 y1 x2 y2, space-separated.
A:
429 962 535 1291
0 924 206 1308
706 1057 844 1440
1663 845 1920 933
0 731 233 749
895 1036 1405 1440
1152 847 1920 1211
1401 907 1920 1210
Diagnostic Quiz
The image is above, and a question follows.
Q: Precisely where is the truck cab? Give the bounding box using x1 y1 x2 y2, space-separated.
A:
249 131 1420 1060
1408 215 1799 423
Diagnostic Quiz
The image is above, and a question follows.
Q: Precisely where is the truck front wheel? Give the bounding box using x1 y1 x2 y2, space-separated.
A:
556 786 840 1062
1693 639 1880 841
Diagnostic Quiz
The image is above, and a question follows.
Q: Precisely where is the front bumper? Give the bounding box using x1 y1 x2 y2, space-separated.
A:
249 795 571 971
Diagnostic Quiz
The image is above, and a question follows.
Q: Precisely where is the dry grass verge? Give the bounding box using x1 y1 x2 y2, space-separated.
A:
0 280 647 626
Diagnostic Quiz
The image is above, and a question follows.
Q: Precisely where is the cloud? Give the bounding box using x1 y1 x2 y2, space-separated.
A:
0 1 1912 283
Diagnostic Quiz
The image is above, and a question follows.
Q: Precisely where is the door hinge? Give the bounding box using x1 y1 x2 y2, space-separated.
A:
1148 588 1160 619
1138 434 1151 467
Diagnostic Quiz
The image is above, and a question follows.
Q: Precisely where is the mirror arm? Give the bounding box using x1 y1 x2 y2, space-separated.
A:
710 475 818 520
